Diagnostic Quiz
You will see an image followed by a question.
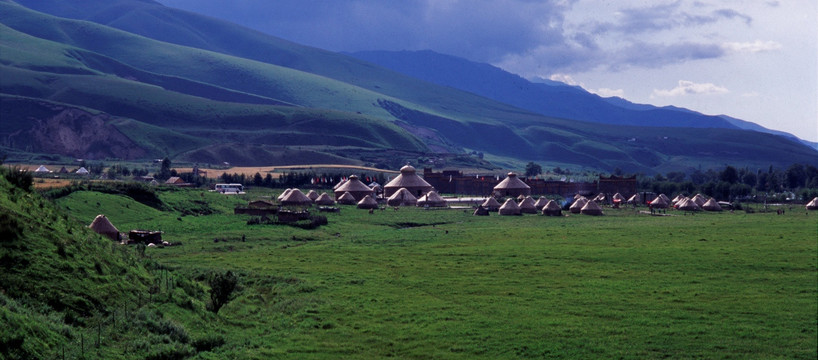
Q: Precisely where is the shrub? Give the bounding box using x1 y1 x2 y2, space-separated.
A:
208 271 238 313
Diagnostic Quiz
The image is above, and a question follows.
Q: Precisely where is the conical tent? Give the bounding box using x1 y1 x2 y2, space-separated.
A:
76 167 89 174
383 165 433 197
671 194 686 206
417 191 447 207
481 197 501 211
498 198 521 215
659 194 670 203
386 187 417 206
306 190 319 201
542 200 562 216
337 191 357 205
314 192 336 205
805 197 818 210
650 196 669 209
89 214 119 241
580 200 604 215
676 197 700 211
627 193 641 204
493 173 531 197
277 188 292 202
357 195 379 209
334 175 374 201
34 165 50 173
280 189 312 206
702 198 723 211
473 205 490 216
612 193 625 203
673 196 689 208
691 194 707 207
519 196 538 214
58 166 68 173
533 197 549 209
333 179 348 190
569 197 588 213
592 193 606 202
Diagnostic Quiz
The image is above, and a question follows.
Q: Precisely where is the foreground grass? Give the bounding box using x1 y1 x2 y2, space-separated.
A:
58 189 817 359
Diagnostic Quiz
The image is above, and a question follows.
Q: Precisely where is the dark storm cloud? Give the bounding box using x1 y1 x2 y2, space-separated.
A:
590 1 753 35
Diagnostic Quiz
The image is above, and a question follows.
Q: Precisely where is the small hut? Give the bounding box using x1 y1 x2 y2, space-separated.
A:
498 198 521 215
518 196 538 214
569 197 589 214
417 191 447 207
356 195 379 209
280 189 312 206
89 215 119 241
314 192 336 205
334 175 374 201
337 191 357 205
481 197 501 212
702 198 723 211
805 197 818 210
306 190 319 201
383 165 433 198
580 200 604 216
493 173 531 197
386 187 417 206
473 205 490 216
542 200 562 216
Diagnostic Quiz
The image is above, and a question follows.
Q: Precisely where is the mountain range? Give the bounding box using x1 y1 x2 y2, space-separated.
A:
2 0 816 173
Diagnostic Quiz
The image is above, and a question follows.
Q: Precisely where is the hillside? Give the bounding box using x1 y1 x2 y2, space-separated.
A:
2 0 817 172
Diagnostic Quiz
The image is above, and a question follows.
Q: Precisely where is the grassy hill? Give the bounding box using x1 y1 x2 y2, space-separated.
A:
2 0 817 172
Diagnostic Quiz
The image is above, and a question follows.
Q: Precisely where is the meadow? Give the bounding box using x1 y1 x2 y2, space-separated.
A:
53 187 817 359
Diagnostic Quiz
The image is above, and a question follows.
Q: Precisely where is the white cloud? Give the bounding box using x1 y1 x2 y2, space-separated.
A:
548 73 580 86
590 88 626 98
651 80 729 97
721 40 782 53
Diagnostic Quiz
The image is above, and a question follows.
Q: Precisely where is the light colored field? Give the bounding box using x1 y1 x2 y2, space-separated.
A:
32 178 73 189
176 164 399 178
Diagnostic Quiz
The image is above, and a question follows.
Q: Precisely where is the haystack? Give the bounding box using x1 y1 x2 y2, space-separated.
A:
334 175 374 201
357 195 379 209
493 172 531 197
518 196 538 214
314 192 336 205
417 191 447 207
542 200 562 216
481 197 501 211
580 200 604 216
386 187 417 206
280 188 312 206
89 214 119 241
702 198 722 211
337 191 357 205
383 165 433 197
569 197 588 214
498 198 521 215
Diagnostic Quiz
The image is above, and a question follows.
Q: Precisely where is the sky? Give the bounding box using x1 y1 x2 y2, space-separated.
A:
159 0 817 142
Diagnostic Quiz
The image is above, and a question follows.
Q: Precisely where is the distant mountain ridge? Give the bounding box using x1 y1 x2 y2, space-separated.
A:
2 0 817 173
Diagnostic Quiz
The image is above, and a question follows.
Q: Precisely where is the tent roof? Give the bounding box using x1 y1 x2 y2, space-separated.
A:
493 172 530 190
338 191 356 201
384 165 433 190
280 189 312 205
315 193 335 205
335 175 374 193
518 196 537 210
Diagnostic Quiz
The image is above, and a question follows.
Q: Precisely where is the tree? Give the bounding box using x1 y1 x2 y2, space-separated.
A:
720 166 739 184
156 157 172 180
208 270 238 313
253 172 263 186
524 162 542 177
666 171 686 183
785 164 806 189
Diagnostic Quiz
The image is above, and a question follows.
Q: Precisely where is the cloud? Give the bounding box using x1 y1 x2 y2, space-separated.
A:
651 80 729 97
590 88 626 98
590 2 752 35
721 40 782 53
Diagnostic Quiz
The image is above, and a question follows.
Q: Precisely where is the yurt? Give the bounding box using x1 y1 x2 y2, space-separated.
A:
76 167 89 175
334 175 374 201
306 190 319 201
650 195 669 209
314 192 336 206
357 195 379 209
612 193 626 204
280 189 312 206
34 165 51 173
592 193 606 202
89 215 119 241
493 173 531 197
473 206 490 216
333 178 348 190
417 191 447 207
542 200 562 216
498 198 521 215
673 196 689 209
691 194 707 208
702 198 723 211
337 191 357 205
580 200 604 215
627 193 641 205
676 197 700 211
659 193 670 203
383 165 433 197
671 194 686 206
58 166 69 174
569 197 589 214
533 197 549 209
277 188 292 202
805 197 818 210
386 187 417 206
518 196 538 214
481 197 502 212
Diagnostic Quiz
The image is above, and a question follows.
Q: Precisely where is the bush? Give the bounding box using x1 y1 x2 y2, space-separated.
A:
208 271 238 313
1 166 32 192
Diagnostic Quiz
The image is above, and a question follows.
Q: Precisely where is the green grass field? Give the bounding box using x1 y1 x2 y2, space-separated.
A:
51 188 817 359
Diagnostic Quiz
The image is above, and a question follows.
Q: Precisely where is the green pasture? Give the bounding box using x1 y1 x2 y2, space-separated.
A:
54 188 818 359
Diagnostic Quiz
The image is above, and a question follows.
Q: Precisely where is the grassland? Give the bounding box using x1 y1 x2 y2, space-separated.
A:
46 186 818 359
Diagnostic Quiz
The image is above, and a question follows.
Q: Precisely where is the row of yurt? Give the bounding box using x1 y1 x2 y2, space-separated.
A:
278 188 338 206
